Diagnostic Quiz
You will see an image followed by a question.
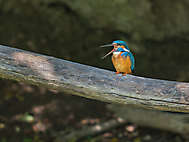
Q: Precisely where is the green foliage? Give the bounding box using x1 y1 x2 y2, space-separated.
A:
0 138 7 142
23 135 43 142
23 138 33 142
19 113 34 123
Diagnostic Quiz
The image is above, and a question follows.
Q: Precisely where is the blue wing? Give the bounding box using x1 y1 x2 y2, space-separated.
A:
121 52 135 72
128 52 135 72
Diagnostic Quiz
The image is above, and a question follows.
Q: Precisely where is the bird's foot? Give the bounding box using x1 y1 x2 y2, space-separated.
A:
115 72 120 74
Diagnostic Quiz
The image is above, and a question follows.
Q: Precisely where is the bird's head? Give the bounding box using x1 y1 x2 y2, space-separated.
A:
100 40 130 59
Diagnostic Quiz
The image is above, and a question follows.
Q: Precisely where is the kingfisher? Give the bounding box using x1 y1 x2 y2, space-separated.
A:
101 40 135 75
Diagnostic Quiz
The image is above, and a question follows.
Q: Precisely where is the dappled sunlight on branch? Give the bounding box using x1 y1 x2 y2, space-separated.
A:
176 83 189 95
12 52 58 80
176 83 189 104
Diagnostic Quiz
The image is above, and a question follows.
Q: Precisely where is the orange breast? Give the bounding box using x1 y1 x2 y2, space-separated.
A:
112 53 132 74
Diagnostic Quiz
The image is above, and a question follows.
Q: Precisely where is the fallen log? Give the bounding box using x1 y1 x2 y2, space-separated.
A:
56 106 189 142
108 105 189 135
0 45 189 112
55 118 126 142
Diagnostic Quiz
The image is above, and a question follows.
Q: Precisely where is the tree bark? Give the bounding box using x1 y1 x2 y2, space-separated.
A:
0 45 189 112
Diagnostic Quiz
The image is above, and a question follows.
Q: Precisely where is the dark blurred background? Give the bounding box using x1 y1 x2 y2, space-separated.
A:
0 0 189 142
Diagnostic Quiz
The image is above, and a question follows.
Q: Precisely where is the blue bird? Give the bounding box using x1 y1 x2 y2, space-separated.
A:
101 40 135 75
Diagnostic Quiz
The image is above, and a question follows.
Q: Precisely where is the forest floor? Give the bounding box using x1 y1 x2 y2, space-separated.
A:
0 82 186 142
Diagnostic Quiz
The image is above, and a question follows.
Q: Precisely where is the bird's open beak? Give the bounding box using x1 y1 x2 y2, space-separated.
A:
101 49 115 59
99 44 113 48
100 43 116 59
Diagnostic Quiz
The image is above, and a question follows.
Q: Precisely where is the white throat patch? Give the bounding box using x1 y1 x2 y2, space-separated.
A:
113 52 121 58
113 52 120 55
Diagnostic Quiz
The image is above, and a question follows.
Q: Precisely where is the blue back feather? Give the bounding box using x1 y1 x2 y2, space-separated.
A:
129 52 135 72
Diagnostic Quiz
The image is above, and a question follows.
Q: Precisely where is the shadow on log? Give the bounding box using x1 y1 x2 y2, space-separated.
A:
0 45 189 112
